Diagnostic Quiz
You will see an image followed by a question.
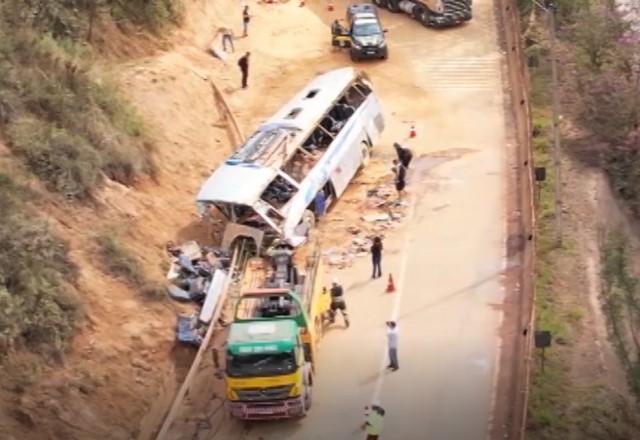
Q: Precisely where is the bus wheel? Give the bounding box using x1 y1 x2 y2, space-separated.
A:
360 143 371 168
302 209 316 229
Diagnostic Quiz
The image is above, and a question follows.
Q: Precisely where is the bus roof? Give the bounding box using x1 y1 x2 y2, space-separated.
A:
196 67 363 206
196 160 278 205
228 320 298 355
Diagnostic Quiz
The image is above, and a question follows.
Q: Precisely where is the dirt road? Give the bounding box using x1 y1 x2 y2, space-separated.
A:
169 0 512 439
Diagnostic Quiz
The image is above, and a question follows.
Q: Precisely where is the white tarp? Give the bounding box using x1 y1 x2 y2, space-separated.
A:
199 270 227 324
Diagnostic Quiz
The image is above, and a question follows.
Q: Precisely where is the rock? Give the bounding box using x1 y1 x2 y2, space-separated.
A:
131 358 152 372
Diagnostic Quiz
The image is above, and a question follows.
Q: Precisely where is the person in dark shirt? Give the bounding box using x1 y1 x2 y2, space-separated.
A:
238 52 250 89
393 142 413 169
242 6 251 37
392 160 407 200
329 279 349 327
370 236 383 279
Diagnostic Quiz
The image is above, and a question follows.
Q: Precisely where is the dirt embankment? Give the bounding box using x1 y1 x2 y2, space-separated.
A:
0 1 392 439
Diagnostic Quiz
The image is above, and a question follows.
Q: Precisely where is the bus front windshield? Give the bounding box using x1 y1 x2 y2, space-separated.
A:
227 351 297 377
353 21 381 37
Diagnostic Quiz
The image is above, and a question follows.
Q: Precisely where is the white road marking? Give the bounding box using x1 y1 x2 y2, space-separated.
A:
370 193 420 405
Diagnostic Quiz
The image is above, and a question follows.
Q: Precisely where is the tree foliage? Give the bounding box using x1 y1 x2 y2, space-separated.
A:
572 4 640 215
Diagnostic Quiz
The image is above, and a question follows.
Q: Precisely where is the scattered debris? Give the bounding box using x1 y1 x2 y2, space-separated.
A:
165 241 231 346
362 213 390 222
176 313 204 347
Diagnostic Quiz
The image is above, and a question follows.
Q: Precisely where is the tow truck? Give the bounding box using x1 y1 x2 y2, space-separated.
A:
222 242 332 419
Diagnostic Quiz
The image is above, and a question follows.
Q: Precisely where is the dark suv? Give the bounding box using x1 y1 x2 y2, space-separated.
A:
346 4 388 61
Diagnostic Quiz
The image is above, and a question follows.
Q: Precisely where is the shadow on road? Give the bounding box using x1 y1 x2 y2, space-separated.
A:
396 269 503 322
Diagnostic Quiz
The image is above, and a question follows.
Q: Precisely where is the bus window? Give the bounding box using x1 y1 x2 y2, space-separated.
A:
261 175 298 209
283 148 321 183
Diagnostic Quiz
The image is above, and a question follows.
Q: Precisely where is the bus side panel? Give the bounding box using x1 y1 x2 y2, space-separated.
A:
281 92 385 241
329 94 384 197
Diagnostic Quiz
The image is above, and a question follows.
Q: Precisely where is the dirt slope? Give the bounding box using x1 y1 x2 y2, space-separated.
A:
0 1 370 439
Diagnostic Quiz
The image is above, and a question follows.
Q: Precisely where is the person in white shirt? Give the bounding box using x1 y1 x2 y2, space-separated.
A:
386 321 399 371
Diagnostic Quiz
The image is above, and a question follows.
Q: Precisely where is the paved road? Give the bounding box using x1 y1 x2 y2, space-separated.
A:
189 1 510 439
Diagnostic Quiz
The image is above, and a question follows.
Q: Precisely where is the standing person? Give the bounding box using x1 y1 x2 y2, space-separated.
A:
393 142 413 169
386 321 399 371
392 159 407 200
328 279 349 327
371 236 383 279
362 403 385 439
242 6 250 37
238 52 250 89
314 188 326 220
219 27 235 52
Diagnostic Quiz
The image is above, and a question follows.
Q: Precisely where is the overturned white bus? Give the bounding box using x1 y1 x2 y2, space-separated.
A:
196 67 385 249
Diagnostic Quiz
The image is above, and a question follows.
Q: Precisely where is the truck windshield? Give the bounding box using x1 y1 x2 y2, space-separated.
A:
227 351 297 377
353 22 381 37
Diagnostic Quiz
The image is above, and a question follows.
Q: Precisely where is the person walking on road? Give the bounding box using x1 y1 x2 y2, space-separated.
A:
362 403 385 439
386 321 399 371
218 26 235 52
242 6 251 37
328 279 349 327
393 142 413 169
371 236 383 279
392 159 407 200
315 188 326 220
238 52 250 89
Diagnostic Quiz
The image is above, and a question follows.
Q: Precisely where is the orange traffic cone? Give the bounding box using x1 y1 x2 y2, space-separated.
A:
327 0 334 11
409 124 416 138
386 274 396 293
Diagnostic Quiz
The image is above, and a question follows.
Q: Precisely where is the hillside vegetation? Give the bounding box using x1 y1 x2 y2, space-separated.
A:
0 0 182 359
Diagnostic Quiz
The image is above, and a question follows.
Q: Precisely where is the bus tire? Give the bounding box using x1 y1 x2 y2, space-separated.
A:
360 143 371 168
302 209 316 229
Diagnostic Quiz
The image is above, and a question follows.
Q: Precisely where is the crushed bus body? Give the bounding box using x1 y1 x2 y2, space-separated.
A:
196 67 385 248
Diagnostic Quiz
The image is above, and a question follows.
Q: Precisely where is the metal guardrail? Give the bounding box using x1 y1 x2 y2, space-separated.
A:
154 240 252 440
496 1 537 439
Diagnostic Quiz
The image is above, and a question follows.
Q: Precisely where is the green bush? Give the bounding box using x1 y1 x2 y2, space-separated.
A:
96 232 166 300
96 233 145 285
0 173 79 357
0 0 184 39
0 29 155 198
7 117 103 198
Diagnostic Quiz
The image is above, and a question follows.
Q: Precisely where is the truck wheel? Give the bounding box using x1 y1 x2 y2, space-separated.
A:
372 0 388 8
303 383 313 412
417 7 431 26
387 0 400 12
